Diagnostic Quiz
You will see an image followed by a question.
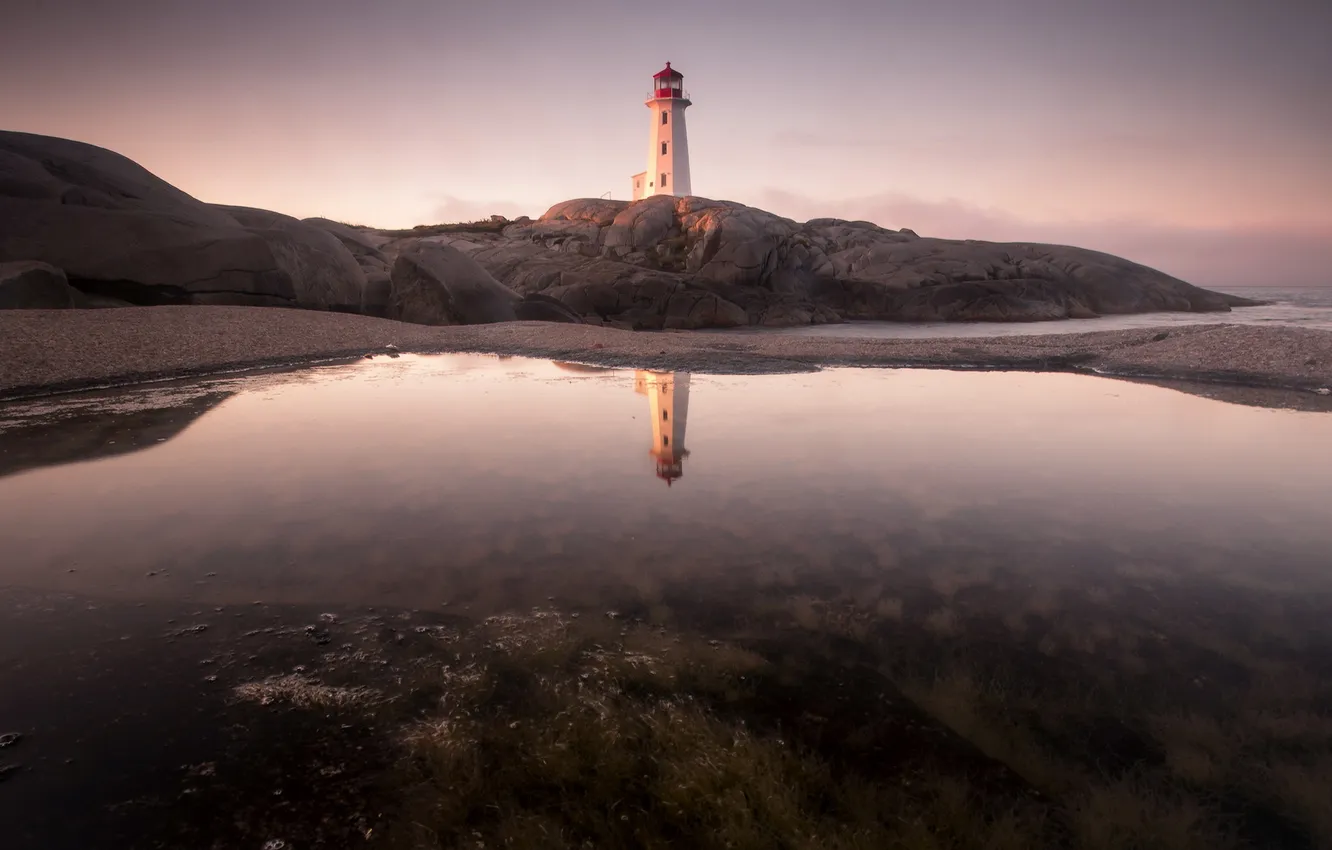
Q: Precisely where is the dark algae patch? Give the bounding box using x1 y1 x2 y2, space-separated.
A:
41 585 1322 850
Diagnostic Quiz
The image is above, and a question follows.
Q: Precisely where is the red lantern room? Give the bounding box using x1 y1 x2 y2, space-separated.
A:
652 62 687 100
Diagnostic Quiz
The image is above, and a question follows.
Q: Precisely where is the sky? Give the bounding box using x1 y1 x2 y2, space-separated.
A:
3 0 1330 287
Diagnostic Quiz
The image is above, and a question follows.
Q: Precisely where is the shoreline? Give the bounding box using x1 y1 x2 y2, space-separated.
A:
1 306 1330 404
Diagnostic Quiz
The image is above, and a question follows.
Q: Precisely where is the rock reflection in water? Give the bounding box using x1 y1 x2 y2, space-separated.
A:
0 387 233 479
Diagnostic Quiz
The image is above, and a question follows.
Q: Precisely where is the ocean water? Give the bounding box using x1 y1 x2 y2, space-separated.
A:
736 285 1332 339
1 356 1330 848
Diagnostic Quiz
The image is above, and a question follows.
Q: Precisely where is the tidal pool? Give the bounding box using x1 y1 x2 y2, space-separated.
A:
1 355 1330 849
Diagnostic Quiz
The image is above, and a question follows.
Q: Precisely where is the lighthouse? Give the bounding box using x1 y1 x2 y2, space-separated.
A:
630 62 692 201
633 370 691 486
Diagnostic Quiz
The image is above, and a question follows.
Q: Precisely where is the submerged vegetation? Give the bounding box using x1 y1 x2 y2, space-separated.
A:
380 611 1049 850
166 561 1331 849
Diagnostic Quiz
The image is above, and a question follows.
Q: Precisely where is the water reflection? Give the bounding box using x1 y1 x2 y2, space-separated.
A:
635 370 690 485
1 354 1331 848
1 355 1330 608
0 387 233 479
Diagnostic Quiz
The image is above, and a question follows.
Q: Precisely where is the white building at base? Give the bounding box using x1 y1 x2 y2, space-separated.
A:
630 62 692 201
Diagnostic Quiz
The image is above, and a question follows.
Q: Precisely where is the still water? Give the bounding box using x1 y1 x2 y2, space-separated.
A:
2 355 1331 849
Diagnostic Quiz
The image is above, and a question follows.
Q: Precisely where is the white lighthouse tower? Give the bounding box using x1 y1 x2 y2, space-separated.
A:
630 62 692 201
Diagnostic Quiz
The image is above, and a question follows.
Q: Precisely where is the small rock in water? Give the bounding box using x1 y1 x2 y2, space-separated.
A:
318 613 339 624
167 624 209 638
1316 388 1330 396
262 840 288 850
384 343 399 351
0 732 21 748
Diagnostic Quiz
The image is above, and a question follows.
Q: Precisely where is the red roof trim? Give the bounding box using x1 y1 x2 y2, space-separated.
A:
652 61 683 80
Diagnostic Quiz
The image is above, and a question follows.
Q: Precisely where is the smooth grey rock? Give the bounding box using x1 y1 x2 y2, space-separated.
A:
302 217 393 261
0 133 236 227
361 272 393 319
212 205 366 312
388 243 519 325
0 132 295 306
604 195 677 249
0 261 78 309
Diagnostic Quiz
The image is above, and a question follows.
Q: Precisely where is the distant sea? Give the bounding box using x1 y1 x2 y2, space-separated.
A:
738 286 1332 340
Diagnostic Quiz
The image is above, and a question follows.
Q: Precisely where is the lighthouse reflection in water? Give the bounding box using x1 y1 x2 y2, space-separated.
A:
635 370 690 486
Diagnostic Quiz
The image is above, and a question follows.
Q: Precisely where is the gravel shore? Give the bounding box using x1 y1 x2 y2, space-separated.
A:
1 307 1330 401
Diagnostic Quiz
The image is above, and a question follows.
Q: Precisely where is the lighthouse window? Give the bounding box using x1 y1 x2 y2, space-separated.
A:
662 111 668 125
662 410 669 421
663 436 669 446
661 141 668 155
661 173 667 187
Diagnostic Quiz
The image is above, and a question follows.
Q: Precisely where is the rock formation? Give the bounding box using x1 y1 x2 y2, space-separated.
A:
0 131 1258 329
0 261 79 309
387 243 519 326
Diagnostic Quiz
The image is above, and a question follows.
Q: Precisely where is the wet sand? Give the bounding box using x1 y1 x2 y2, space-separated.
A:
1 306 1330 401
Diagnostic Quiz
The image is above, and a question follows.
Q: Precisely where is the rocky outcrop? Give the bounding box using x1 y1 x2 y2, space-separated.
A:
0 133 296 306
488 196 1255 326
0 131 1259 330
0 133 370 312
388 243 520 325
0 261 79 309
211 206 367 313
303 217 395 317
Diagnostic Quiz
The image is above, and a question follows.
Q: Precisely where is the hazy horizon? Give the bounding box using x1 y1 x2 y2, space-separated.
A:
4 0 1329 288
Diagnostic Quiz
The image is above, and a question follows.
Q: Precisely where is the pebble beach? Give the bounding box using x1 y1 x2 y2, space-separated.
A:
1 306 1330 401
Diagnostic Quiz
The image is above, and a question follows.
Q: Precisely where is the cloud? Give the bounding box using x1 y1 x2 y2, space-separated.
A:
424 195 537 225
754 189 1332 289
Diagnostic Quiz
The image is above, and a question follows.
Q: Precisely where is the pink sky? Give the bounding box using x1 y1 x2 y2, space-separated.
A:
3 0 1329 287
